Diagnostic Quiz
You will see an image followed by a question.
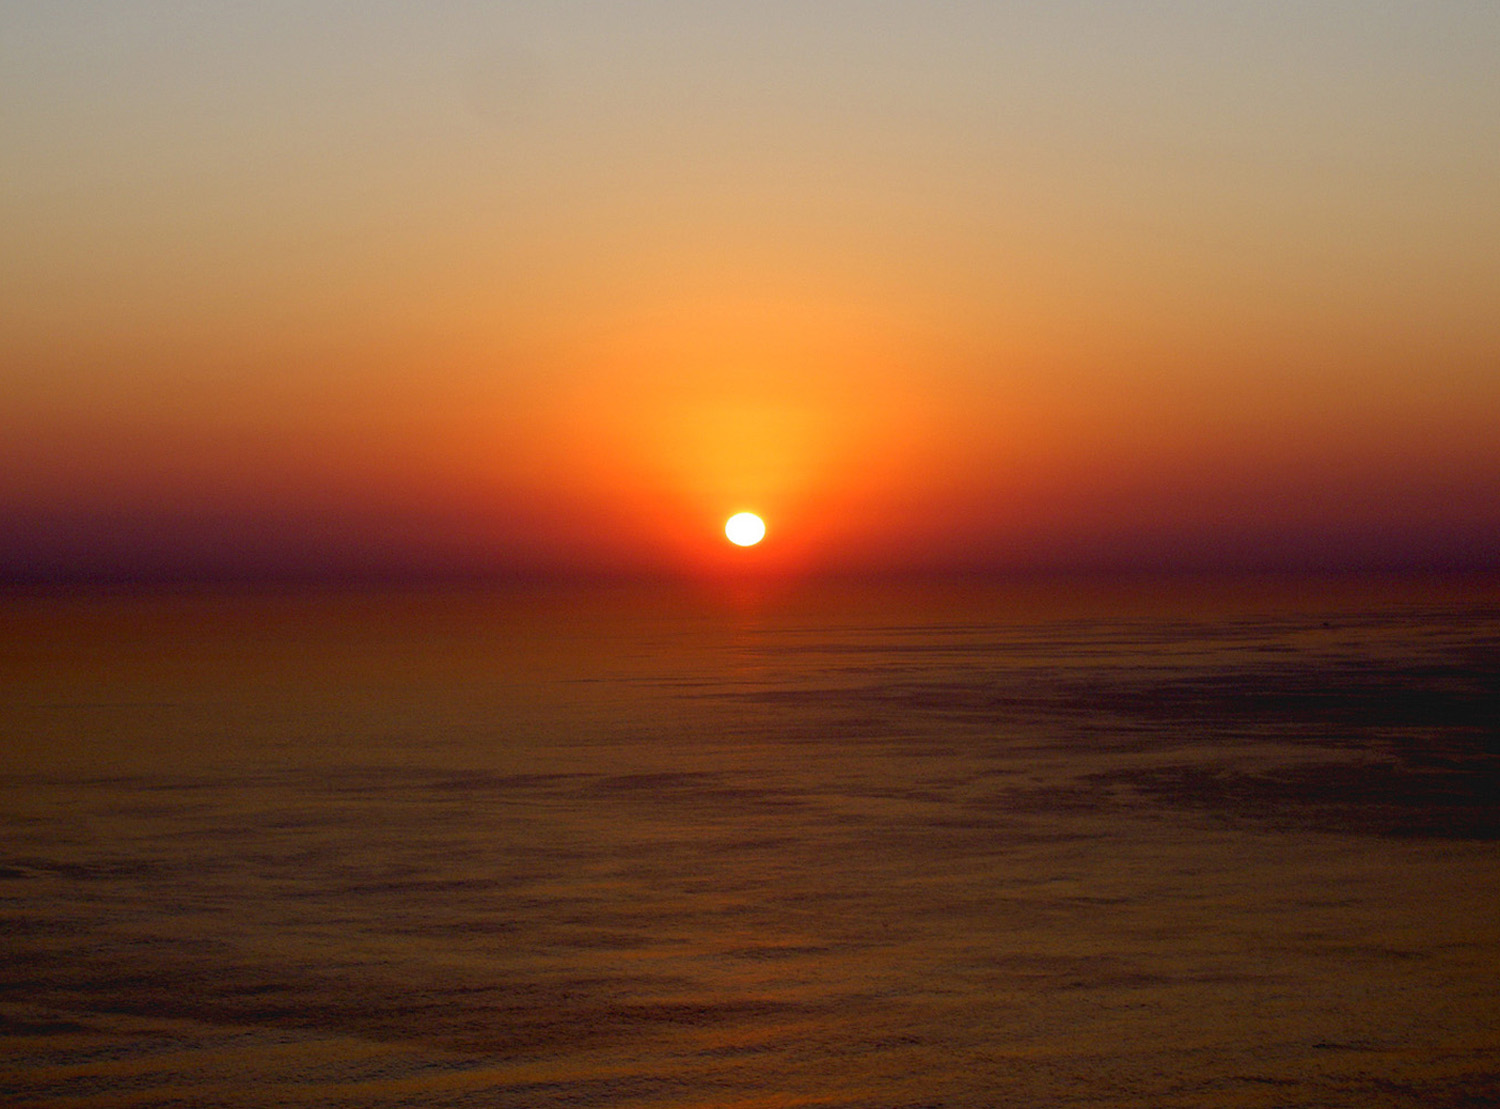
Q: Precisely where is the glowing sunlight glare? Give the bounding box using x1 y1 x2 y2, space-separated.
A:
724 512 766 547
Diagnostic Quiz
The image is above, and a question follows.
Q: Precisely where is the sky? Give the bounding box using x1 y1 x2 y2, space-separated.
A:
3 1 1498 581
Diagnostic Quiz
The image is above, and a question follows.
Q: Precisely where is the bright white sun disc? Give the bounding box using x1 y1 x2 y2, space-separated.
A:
724 512 766 547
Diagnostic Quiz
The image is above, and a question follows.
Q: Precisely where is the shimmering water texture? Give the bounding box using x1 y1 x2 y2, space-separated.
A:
3 581 1498 1107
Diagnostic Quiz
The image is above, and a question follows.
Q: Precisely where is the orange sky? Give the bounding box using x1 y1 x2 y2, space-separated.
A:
3 3 1498 581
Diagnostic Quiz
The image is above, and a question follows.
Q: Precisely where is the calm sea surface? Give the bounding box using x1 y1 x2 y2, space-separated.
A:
3 578 1498 1107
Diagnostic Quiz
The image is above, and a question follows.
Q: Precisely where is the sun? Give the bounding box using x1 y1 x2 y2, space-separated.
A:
724 512 766 547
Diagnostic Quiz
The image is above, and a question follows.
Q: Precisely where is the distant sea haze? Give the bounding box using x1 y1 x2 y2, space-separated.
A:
2 577 1498 1106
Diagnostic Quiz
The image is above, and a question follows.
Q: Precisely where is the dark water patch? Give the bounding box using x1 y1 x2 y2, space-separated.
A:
712 670 1500 807
1311 1038 1388 1050
439 997 816 1057
966 783 1123 816
386 918 522 936
595 771 717 792
296 769 587 796
923 817 1102 842
5 1071 168 1100
425 771 580 793
1078 663 1500 737
584 771 809 810
340 875 536 897
14 857 172 882
695 1039 782 1057
696 833 803 853
1099 757 1500 839
544 929 658 950
974 953 1134 979
13 954 779 1059
0 1011 92 1036
720 943 837 961
0 915 83 937
713 610 1500 759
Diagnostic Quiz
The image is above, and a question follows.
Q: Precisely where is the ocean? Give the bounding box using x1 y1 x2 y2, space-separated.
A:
3 577 1497 1107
